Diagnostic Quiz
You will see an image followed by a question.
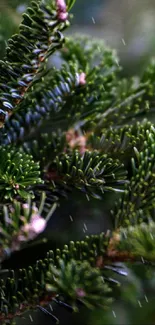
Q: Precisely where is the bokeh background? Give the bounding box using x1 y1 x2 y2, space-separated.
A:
1 0 155 74
1 1 155 324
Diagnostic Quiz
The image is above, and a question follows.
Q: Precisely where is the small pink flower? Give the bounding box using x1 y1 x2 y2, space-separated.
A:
10 207 15 213
20 214 47 241
22 203 29 209
9 214 47 254
56 0 66 11
56 0 68 21
67 132 87 155
58 12 68 21
76 288 86 298
79 72 86 85
14 184 19 189
30 214 47 234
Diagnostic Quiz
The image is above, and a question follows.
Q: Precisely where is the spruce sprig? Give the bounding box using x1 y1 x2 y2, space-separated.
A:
0 0 73 126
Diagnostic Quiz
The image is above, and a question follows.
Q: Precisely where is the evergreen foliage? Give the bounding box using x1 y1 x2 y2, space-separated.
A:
0 0 155 324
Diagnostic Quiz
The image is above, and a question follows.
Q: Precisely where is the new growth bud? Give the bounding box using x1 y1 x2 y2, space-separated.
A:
21 214 47 240
56 0 68 22
76 288 86 298
10 207 47 253
66 129 87 155
79 72 86 85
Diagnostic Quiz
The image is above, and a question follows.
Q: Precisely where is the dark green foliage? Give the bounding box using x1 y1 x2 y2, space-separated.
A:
88 120 152 161
23 132 67 167
0 233 111 320
47 259 112 309
0 229 152 322
112 124 155 228
0 146 42 201
0 0 72 124
44 150 127 199
1 0 155 324
116 221 155 260
0 37 120 145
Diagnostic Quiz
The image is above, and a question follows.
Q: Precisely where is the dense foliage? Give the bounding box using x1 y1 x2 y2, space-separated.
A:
0 1 155 324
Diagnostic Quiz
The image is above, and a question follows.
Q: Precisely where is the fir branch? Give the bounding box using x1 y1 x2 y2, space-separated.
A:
0 229 154 323
0 232 114 323
112 124 155 228
44 150 127 199
23 131 67 168
96 83 147 129
0 0 73 126
0 146 42 201
1 2 155 324
46 259 112 310
94 76 155 131
60 39 155 129
0 37 120 145
109 221 155 262
60 36 119 73
0 65 89 145
87 120 152 162
0 194 57 263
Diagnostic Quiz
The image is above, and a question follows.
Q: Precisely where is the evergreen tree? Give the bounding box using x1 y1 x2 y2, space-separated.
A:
0 0 155 324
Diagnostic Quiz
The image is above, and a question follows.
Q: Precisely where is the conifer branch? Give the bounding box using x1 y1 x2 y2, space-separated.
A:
0 194 57 263
112 124 155 227
108 221 155 263
0 227 154 323
0 37 120 145
0 0 73 126
43 150 127 199
1 1 155 324
0 146 42 201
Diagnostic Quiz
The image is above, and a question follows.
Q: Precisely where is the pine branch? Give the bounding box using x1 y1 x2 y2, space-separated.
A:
43 150 127 199
23 131 67 169
61 38 155 129
87 120 152 162
0 36 120 145
0 0 73 126
0 227 154 323
112 124 155 228
0 146 42 201
60 36 119 73
0 193 57 263
2 36 154 150
0 232 111 322
8 137 128 203
109 221 155 262
1 1 155 324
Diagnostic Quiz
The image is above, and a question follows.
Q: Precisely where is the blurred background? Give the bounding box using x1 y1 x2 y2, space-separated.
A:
1 0 155 324
1 0 155 74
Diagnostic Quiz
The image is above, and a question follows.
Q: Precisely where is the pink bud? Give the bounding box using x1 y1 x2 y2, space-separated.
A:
20 215 47 241
10 215 47 253
22 203 29 209
76 288 86 298
79 72 86 85
10 207 15 213
56 0 66 11
58 12 68 21
30 215 47 234
56 0 68 22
